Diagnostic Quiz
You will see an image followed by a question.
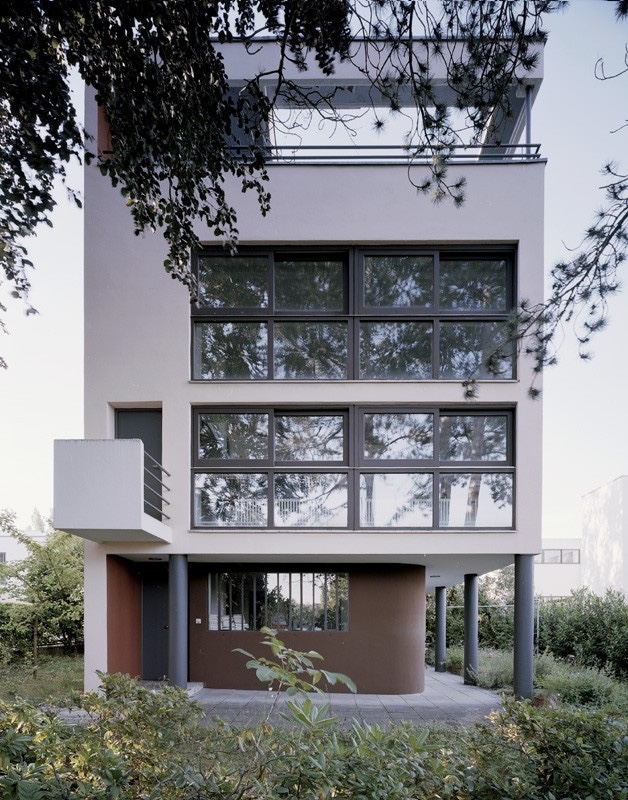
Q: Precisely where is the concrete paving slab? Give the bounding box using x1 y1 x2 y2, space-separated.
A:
195 667 502 728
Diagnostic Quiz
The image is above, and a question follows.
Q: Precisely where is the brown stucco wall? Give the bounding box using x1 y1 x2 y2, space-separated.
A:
188 564 425 694
107 555 141 676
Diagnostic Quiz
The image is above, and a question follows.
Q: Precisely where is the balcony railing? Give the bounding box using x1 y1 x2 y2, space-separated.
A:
232 141 542 165
195 496 483 528
143 451 171 522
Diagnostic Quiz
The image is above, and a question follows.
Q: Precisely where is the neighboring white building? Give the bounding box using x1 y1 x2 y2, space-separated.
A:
0 529 47 565
582 475 628 595
534 537 582 599
54 38 545 695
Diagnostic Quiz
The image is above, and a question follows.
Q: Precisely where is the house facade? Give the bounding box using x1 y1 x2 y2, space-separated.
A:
54 41 544 696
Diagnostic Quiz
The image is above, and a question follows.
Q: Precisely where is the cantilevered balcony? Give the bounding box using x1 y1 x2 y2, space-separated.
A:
53 439 172 543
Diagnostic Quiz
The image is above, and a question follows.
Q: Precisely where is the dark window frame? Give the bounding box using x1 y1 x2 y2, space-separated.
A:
191 247 516 382
207 570 349 632
192 406 515 531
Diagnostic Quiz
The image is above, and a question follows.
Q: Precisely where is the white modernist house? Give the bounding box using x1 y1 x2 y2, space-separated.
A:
54 39 544 696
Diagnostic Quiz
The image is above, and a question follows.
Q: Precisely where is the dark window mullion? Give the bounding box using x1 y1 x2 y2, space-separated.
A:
268 471 275 528
269 252 276 313
268 320 274 380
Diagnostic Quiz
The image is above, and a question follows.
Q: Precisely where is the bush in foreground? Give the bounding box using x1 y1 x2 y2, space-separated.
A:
1 670 627 800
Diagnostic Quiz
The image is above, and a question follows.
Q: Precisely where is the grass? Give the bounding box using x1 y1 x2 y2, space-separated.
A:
441 646 628 715
0 654 84 705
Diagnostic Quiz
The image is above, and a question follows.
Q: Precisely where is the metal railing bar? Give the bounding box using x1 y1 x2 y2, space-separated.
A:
143 466 171 492
144 498 171 521
144 451 172 478
143 483 171 505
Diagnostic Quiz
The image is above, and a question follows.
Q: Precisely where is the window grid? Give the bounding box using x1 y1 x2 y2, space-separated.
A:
192 407 514 530
208 571 348 631
535 549 581 565
192 248 515 382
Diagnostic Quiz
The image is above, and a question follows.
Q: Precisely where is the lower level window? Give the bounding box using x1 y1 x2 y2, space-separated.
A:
193 406 514 529
208 571 349 631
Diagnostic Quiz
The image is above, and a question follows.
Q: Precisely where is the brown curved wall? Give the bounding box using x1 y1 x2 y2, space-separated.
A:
107 556 141 676
189 564 425 694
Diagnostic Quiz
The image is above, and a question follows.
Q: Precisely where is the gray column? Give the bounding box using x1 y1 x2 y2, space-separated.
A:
168 554 188 689
463 573 478 685
434 586 447 672
514 554 535 700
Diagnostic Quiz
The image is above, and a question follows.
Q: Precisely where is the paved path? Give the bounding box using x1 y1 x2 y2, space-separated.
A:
195 668 502 728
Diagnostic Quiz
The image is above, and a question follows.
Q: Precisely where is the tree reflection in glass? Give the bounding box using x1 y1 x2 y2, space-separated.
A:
364 412 433 459
198 413 269 460
360 321 432 378
360 473 432 527
193 322 268 379
439 321 514 379
275 415 345 461
439 258 508 311
363 255 433 308
439 473 513 527
194 473 268 526
275 258 345 311
197 255 269 308
274 322 348 379
274 473 348 527
439 415 507 462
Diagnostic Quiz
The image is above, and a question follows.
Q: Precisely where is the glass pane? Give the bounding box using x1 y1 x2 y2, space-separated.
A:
193 322 268 380
439 473 513 527
275 258 345 311
265 572 292 630
360 473 432 527
363 255 433 308
439 322 514 379
439 258 508 310
561 549 579 564
197 255 268 308
364 413 433 459
439 415 508 462
198 413 268 460
275 415 345 461
274 322 348 379
212 573 252 630
274 473 348 527
543 549 561 564
194 473 267 526
360 322 432 379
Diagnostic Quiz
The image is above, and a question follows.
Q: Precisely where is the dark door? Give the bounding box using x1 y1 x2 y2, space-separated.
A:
141 565 169 680
115 409 163 518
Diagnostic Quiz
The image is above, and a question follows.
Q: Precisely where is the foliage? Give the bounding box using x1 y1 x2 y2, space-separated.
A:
235 626 357 728
1 668 627 800
0 654 83 705
457 699 628 800
538 587 628 679
1 1 562 367
426 567 515 653
0 510 83 657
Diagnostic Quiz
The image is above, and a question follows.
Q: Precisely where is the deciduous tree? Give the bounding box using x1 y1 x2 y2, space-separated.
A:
1 1 558 367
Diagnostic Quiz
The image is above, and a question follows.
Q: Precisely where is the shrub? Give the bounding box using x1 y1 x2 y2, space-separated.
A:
462 700 628 800
538 588 628 679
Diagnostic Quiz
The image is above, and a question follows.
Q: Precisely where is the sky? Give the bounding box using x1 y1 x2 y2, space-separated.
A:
0 0 627 541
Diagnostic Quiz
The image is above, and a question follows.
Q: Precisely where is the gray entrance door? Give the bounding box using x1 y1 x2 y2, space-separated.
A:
141 565 169 680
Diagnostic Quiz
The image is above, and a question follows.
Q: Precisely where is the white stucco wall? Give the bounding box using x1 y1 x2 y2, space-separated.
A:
582 476 628 595
534 537 582 598
78 88 545 686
